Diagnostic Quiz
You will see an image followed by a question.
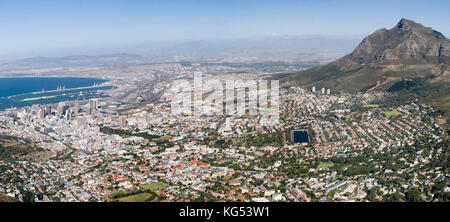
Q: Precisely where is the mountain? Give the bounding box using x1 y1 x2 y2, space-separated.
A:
0 35 360 63
0 53 143 68
282 19 450 113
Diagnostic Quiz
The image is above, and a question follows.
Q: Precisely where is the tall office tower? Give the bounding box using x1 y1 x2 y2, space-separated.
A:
312 86 316 93
119 116 127 128
321 88 325 94
327 89 330 95
64 110 71 120
74 101 80 114
76 117 86 129
193 71 203 115
57 102 66 116
32 104 40 114
39 108 45 119
89 99 99 110
46 105 52 115
225 118 231 129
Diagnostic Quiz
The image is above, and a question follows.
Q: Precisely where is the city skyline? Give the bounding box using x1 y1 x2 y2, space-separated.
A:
0 0 449 207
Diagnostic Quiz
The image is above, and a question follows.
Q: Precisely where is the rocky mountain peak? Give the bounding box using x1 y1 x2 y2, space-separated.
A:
283 19 450 112
395 18 418 32
340 18 450 67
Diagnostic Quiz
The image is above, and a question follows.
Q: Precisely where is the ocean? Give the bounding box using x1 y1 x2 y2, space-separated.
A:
0 77 114 110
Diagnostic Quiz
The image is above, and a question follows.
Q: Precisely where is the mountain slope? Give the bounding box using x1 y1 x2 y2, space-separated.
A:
283 18 450 111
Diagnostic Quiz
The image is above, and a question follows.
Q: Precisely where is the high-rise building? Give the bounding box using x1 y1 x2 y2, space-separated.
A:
119 116 127 128
312 86 316 93
89 99 99 110
327 89 330 95
57 102 66 116
321 88 325 94
77 117 86 129
39 108 45 119
74 101 80 114
64 110 71 120
225 118 231 129
46 105 52 115
32 104 40 114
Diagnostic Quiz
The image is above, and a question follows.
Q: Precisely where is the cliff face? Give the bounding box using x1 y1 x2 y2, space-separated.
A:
337 19 450 70
284 19 449 113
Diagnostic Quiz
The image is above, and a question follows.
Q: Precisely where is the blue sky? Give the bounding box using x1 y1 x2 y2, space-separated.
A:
1 0 450 56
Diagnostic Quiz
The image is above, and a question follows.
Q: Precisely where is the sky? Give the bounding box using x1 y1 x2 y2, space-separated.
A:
1 0 450 58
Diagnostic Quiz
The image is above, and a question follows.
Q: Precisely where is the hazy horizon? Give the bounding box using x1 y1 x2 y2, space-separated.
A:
0 35 364 62
1 0 450 60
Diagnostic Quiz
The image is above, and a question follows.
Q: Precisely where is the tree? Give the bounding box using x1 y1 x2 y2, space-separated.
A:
405 188 422 202
367 187 378 202
22 191 35 202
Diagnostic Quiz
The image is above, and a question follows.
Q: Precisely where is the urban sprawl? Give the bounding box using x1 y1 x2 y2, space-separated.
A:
0 62 448 202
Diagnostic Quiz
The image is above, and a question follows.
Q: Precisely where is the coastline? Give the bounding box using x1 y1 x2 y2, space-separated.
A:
0 75 111 80
0 77 115 110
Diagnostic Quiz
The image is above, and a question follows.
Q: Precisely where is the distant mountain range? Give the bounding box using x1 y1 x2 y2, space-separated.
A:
0 53 144 68
282 19 450 115
0 35 361 63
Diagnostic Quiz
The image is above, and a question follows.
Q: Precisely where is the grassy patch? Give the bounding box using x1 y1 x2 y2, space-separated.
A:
117 193 152 202
363 104 380 108
108 190 132 199
26 150 53 161
436 118 446 126
327 188 339 201
222 176 232 181
153 136 173 142
384 110 402 117
0 135 46 161
140 181 168 191
0 193 18 202
342 115 351 121
318 161 334 170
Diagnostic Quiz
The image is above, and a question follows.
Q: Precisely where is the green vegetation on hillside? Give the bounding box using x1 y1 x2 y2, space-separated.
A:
0 135 47 162
280 19 450 127
116 192 153 202
0 193 18 202
384 110 402 117
363 104 380 108
140 182 168 191
109 181 168 202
